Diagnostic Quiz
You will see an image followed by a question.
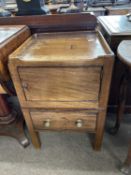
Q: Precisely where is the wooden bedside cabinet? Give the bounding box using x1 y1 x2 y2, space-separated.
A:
9 31 114 150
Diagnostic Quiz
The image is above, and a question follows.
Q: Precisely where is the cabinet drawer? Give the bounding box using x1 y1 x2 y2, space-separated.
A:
19 66 102 102
30 110 97 131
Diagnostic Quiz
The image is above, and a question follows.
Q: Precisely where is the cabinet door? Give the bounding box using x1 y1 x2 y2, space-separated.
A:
19 66 102 102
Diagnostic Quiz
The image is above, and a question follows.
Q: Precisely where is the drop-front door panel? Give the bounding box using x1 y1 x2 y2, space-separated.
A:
18 66 102 102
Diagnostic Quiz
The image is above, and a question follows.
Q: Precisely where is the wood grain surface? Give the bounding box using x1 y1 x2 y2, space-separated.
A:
9 30 114 150
9 31 108 62
19 66 101 102
0 25 30 92
31 110 97 131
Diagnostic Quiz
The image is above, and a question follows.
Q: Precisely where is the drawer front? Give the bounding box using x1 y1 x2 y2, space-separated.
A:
30 110 97 131
19 66 102 102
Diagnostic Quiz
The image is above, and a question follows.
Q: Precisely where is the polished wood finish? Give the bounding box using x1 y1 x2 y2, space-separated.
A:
0 25 31 147
98 15 131 113
106 5 131 15
31 110 97 131
22 108 41 149
0 13 97 33
98 16 131 37
0 25 31 87
9 30 114 150
19 67 101 102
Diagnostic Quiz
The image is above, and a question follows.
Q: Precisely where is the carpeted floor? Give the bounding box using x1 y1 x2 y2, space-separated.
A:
0 113 130 175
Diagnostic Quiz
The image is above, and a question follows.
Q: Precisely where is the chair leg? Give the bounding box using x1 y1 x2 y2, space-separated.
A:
108 72 128 135
120 141 131 175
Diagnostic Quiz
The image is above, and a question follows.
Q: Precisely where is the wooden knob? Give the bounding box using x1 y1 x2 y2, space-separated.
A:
76 119 83 128
43 119 50 128
23 0 31 2
22 82 28 90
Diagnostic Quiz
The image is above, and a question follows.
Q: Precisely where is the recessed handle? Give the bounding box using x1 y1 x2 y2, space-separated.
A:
43 119 51 128
75 119 83 128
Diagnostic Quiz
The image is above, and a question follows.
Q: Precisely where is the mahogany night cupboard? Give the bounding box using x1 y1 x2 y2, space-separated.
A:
9 31 114 150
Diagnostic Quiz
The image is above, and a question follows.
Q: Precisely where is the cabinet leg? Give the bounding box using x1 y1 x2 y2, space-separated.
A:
22 109 41 149
31 131 41 149
93 134 103 151
120 141 131 175
94 111 106 151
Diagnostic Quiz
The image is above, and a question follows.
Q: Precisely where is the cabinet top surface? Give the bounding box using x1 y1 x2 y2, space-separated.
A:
0 25 26 44
98 15 131 36
9 31 112 63
105 4 131 10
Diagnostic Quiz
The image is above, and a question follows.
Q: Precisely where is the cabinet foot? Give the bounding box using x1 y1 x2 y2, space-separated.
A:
32 131 41 149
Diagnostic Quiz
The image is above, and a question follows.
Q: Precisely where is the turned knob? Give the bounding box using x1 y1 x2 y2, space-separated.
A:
22 82 28 90
76 119 83 128
23 0 31 2
43 119 50 128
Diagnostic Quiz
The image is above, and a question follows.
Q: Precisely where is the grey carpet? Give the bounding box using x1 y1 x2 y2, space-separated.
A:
0 114 130 175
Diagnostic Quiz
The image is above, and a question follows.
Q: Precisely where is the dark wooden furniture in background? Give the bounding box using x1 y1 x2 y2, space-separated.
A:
0 13 97 33
47 4 69 14
8 29 114 150
54 6 105 16
117 40 131 175
98 15 131 114
121 141 131 174
106 4 131 15
0 25 31 147
86 7 106 16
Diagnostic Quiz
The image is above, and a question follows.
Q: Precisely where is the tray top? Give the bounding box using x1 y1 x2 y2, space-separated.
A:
98 15 131 36
10 31 112 62
0 25 26 44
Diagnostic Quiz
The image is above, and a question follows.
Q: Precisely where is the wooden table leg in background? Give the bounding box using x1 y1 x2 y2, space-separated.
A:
121 141 131 175
108 69 128 135
0 94 29 147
